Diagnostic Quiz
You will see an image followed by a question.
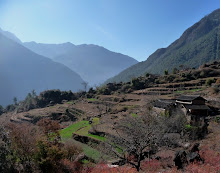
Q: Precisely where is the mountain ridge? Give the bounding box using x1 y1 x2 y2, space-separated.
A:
105 8 220 84
0 32 85 106
24 41 138 86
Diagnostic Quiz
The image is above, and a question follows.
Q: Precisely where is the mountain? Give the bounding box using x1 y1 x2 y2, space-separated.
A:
0 33 85 106
105 9 220 84
23 41 75 59
23 42 138 86
0 27 22 44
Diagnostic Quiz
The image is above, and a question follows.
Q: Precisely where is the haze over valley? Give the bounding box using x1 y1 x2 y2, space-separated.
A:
0 28 138 105
0 1 220 172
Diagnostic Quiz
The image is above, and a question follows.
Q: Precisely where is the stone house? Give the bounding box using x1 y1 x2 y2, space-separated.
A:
153 95 210 126
175 95 210 126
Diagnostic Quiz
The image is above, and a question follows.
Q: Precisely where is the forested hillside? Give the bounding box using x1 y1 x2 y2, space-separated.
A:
106 9 220 83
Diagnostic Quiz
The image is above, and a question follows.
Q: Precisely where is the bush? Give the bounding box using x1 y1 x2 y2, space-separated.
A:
211 86 220 94
185 147 220 172
5 104 16 112
164 70 169 75
145 73 150 77
206 78 215 86
172 68 178 74
37 90 77 107
131 78 145 90
216 78 220 84
120 84 131 93
0 126 15 172
199 70 207 78
0 105 4 115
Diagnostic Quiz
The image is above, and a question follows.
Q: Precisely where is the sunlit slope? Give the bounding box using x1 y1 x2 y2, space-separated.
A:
106 9 220 83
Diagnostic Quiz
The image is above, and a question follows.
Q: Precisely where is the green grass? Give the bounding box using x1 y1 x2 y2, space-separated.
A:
60 121 89 140
92 117 100 125
76 124 92 135
131 113 138 118
88 134 106 141
71 140 101 161
83 145 101 161
87 98 98 102
185 124 192 129
60 117 106 141
81 159 90 164
125 105 138 109
60 118 109 161
66 101 75 104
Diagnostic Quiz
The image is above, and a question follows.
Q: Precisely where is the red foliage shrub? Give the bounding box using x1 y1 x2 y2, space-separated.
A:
60 159 83 173
37 118 60 139
185 146 220 173
90 163 137 173
141 160 162 173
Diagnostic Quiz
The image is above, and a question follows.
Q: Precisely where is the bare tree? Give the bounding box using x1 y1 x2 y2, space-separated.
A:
105 113 164 172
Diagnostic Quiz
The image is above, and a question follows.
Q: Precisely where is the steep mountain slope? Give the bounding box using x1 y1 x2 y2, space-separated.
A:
53 44 138 86
106 9 220 83
23 42 138 86
0 33 84 106
0 27 22 44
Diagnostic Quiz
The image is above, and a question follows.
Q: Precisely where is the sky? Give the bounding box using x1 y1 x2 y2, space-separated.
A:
0 0 220 61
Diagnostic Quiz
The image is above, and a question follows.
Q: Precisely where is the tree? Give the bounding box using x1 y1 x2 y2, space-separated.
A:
0 105 4 115
13 97 18 105
8 123 40 172
37 118 61 143
81 82 88 92
0 126 14 172
206 78 215 86
164 70 169 75
145 73 150 77
35 119 65 172
5 104 16 112
172 68 178 74
179 64 184 70
105 113 164 172
31 90 37 98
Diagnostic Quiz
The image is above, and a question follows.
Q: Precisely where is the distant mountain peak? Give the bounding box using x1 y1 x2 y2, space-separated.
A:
0 27 138 87
23 42 138 86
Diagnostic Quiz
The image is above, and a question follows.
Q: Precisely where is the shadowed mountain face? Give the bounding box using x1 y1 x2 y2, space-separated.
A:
105 9 220 83
0 33 85 106
23 42 138 86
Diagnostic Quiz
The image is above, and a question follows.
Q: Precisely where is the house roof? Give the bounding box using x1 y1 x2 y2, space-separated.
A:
153 99 175 109
184 104 210 110
176 95 206 102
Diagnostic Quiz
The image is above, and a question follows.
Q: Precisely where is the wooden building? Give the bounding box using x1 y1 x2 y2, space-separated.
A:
153 95 210 125
175 95 210 125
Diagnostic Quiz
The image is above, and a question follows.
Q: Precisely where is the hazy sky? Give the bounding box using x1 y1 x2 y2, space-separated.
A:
0 0 219 61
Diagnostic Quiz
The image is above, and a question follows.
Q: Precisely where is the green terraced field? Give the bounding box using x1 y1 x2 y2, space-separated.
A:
60 118 105 141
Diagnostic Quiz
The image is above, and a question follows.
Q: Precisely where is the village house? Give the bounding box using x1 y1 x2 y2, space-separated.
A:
175 95 210 125
153 95 210 126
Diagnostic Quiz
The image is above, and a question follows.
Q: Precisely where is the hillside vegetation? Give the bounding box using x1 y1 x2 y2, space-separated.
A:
106 9 220 83
0 60 220 172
